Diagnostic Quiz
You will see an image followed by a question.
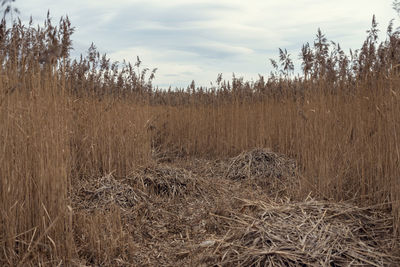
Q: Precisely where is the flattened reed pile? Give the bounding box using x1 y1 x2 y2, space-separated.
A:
225 148 298 196
67 153 399 266
71 173 145 211
204 199 399 266
128 164 202 197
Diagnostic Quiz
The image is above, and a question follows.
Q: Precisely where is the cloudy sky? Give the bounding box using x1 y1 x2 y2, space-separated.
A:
14 0 396 88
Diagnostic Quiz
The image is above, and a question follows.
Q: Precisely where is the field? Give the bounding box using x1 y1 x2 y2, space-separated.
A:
1 13 400 266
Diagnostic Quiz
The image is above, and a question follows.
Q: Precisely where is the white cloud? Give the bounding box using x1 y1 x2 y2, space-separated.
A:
15 0 397 87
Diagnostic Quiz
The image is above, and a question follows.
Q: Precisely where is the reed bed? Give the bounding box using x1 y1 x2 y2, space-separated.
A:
0 10 399 266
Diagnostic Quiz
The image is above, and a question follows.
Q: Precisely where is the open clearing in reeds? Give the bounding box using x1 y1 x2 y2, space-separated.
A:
70 150 400 266
1 3 400 266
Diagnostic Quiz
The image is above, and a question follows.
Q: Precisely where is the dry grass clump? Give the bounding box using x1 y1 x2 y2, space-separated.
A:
200 199 399 266
174 158 230 179
226 148 297 180
225 148 298 196
128 164 201 197
71 173 145 211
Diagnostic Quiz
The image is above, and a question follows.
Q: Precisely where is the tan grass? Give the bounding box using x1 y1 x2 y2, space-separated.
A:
0 11 400 266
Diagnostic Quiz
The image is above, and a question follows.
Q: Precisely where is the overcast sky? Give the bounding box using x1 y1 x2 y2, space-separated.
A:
15 0 396 88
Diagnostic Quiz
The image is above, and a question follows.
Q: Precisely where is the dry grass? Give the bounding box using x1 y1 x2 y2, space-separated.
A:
225 148 298 197
128 164 203 197
68 155 400 266
150 89 400 209
200 198 399 266
0 11 400 266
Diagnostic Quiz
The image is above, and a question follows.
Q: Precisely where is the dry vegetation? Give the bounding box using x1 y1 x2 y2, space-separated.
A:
1 10 400 266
